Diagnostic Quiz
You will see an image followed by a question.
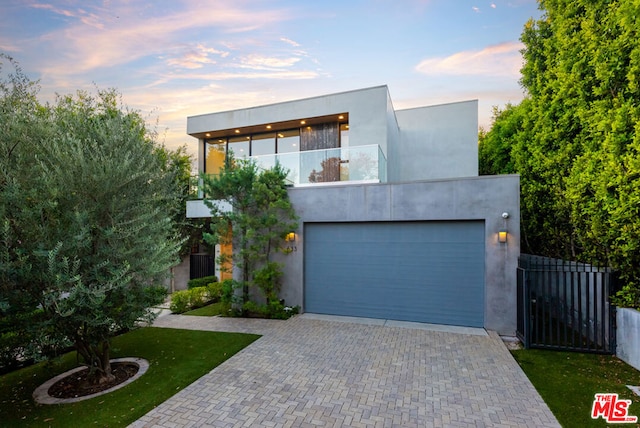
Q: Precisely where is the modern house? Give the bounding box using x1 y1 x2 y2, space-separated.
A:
186 86 520 335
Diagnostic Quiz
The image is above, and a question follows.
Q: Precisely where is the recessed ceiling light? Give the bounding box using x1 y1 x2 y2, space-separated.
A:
235 129 240 133
266 125 272 129
300 120 306 125
338 115 344 120
205 133 211 137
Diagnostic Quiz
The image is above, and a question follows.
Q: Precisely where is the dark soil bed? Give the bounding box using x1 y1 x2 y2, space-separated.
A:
48 362 139 399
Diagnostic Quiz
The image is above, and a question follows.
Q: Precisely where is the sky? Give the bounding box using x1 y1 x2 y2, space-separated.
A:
0 0 542 160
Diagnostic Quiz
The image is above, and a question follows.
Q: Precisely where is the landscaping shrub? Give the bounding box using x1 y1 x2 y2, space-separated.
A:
169 290 191 314
206 282 223 302
242 299 299 319
169 287 209 314
220 279 237 305
187 275 218 289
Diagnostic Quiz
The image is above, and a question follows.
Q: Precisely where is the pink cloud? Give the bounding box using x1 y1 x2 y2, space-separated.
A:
415 42 524 78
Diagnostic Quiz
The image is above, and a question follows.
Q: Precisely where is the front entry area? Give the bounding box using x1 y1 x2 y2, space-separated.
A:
304 221 485 327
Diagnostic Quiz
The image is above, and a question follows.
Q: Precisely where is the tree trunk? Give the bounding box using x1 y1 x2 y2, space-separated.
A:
75 336 115 385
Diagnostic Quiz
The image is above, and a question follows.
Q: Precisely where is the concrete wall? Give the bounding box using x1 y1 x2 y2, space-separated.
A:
188 88 478 185
277 174 520 335
390 100 478 182
617 308 640 370
172 256 191 292
188 86 393 161
162 255 191 292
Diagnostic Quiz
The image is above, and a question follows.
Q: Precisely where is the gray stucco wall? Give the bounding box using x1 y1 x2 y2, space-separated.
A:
390 100 478 182
188 88 478 185
276 174 520 335
188 86 393 158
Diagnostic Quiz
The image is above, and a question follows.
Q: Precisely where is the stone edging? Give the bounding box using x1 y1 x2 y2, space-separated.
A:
33 357 149 405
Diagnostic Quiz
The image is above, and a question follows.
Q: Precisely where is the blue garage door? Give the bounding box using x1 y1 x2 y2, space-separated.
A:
304 221 485 327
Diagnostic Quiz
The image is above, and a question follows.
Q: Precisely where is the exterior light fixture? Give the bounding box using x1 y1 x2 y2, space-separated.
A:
499 212 509 244
285 232 296 241
205 133 211 137
235 129 240 133
266 125 272 129
338 115 344 120
300 120 306 125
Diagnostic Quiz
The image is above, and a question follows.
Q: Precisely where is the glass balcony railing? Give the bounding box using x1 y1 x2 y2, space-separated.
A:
190 144 387 199
253 144 386 186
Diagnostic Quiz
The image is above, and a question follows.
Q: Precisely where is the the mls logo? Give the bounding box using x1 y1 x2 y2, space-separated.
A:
591 393 638 423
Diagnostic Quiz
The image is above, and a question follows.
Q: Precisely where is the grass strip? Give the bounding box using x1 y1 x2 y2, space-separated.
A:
0 327 259 427
183 301 229 317
512 349 640 427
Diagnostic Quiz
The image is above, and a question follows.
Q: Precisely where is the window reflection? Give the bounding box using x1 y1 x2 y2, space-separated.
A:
228 136 249 159
251 132 276 156
205 141 226 175
340 123 349 148
277 129 300 153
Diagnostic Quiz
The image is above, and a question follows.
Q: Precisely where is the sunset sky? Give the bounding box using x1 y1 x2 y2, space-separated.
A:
1 0 541 159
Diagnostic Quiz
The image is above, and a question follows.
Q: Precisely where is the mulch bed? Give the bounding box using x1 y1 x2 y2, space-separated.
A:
48 362 139 399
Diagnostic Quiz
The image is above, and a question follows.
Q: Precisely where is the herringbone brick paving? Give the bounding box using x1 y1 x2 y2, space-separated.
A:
130 314 559 427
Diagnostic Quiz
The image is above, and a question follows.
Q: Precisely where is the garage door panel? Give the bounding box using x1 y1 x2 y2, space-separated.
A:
304 221 485 327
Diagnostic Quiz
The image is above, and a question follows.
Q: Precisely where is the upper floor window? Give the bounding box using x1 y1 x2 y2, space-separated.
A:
251 132 276 156
277 129 300 153
203 113 348 174
228 136 250 159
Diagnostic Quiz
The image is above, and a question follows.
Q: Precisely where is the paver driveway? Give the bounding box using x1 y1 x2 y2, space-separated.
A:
131 314 559 427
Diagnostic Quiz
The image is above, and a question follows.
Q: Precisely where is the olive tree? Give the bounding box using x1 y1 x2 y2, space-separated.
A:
0 55 183 382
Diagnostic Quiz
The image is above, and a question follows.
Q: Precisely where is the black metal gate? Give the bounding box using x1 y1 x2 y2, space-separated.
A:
517 254 618 354
189 254 215 280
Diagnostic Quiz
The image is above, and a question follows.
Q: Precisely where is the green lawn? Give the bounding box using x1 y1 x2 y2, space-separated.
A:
183 301 229 316
512 349 640 427
0 327 259 427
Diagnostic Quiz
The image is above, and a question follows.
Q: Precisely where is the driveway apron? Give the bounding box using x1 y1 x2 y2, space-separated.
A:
131 314 559 427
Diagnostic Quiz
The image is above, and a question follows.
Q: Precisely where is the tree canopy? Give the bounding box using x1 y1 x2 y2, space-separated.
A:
478 0 640 305
0 54 186 381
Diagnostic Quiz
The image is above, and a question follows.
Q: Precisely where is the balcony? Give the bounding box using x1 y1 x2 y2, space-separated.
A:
253 144 387 186
186 145 386 218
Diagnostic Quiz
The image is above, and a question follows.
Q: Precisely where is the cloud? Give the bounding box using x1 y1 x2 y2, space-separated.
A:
238 54 301 69
491 3 497 8
30 3 105 29
32 1 292 74
0 39 21 52
166 44 229 69
159 69 318 81
472 6 480 13
280 37 301 47
415 42 524 78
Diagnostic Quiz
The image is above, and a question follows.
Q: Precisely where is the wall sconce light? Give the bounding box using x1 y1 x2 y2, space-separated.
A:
283 232 297 253
499 212 509 244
